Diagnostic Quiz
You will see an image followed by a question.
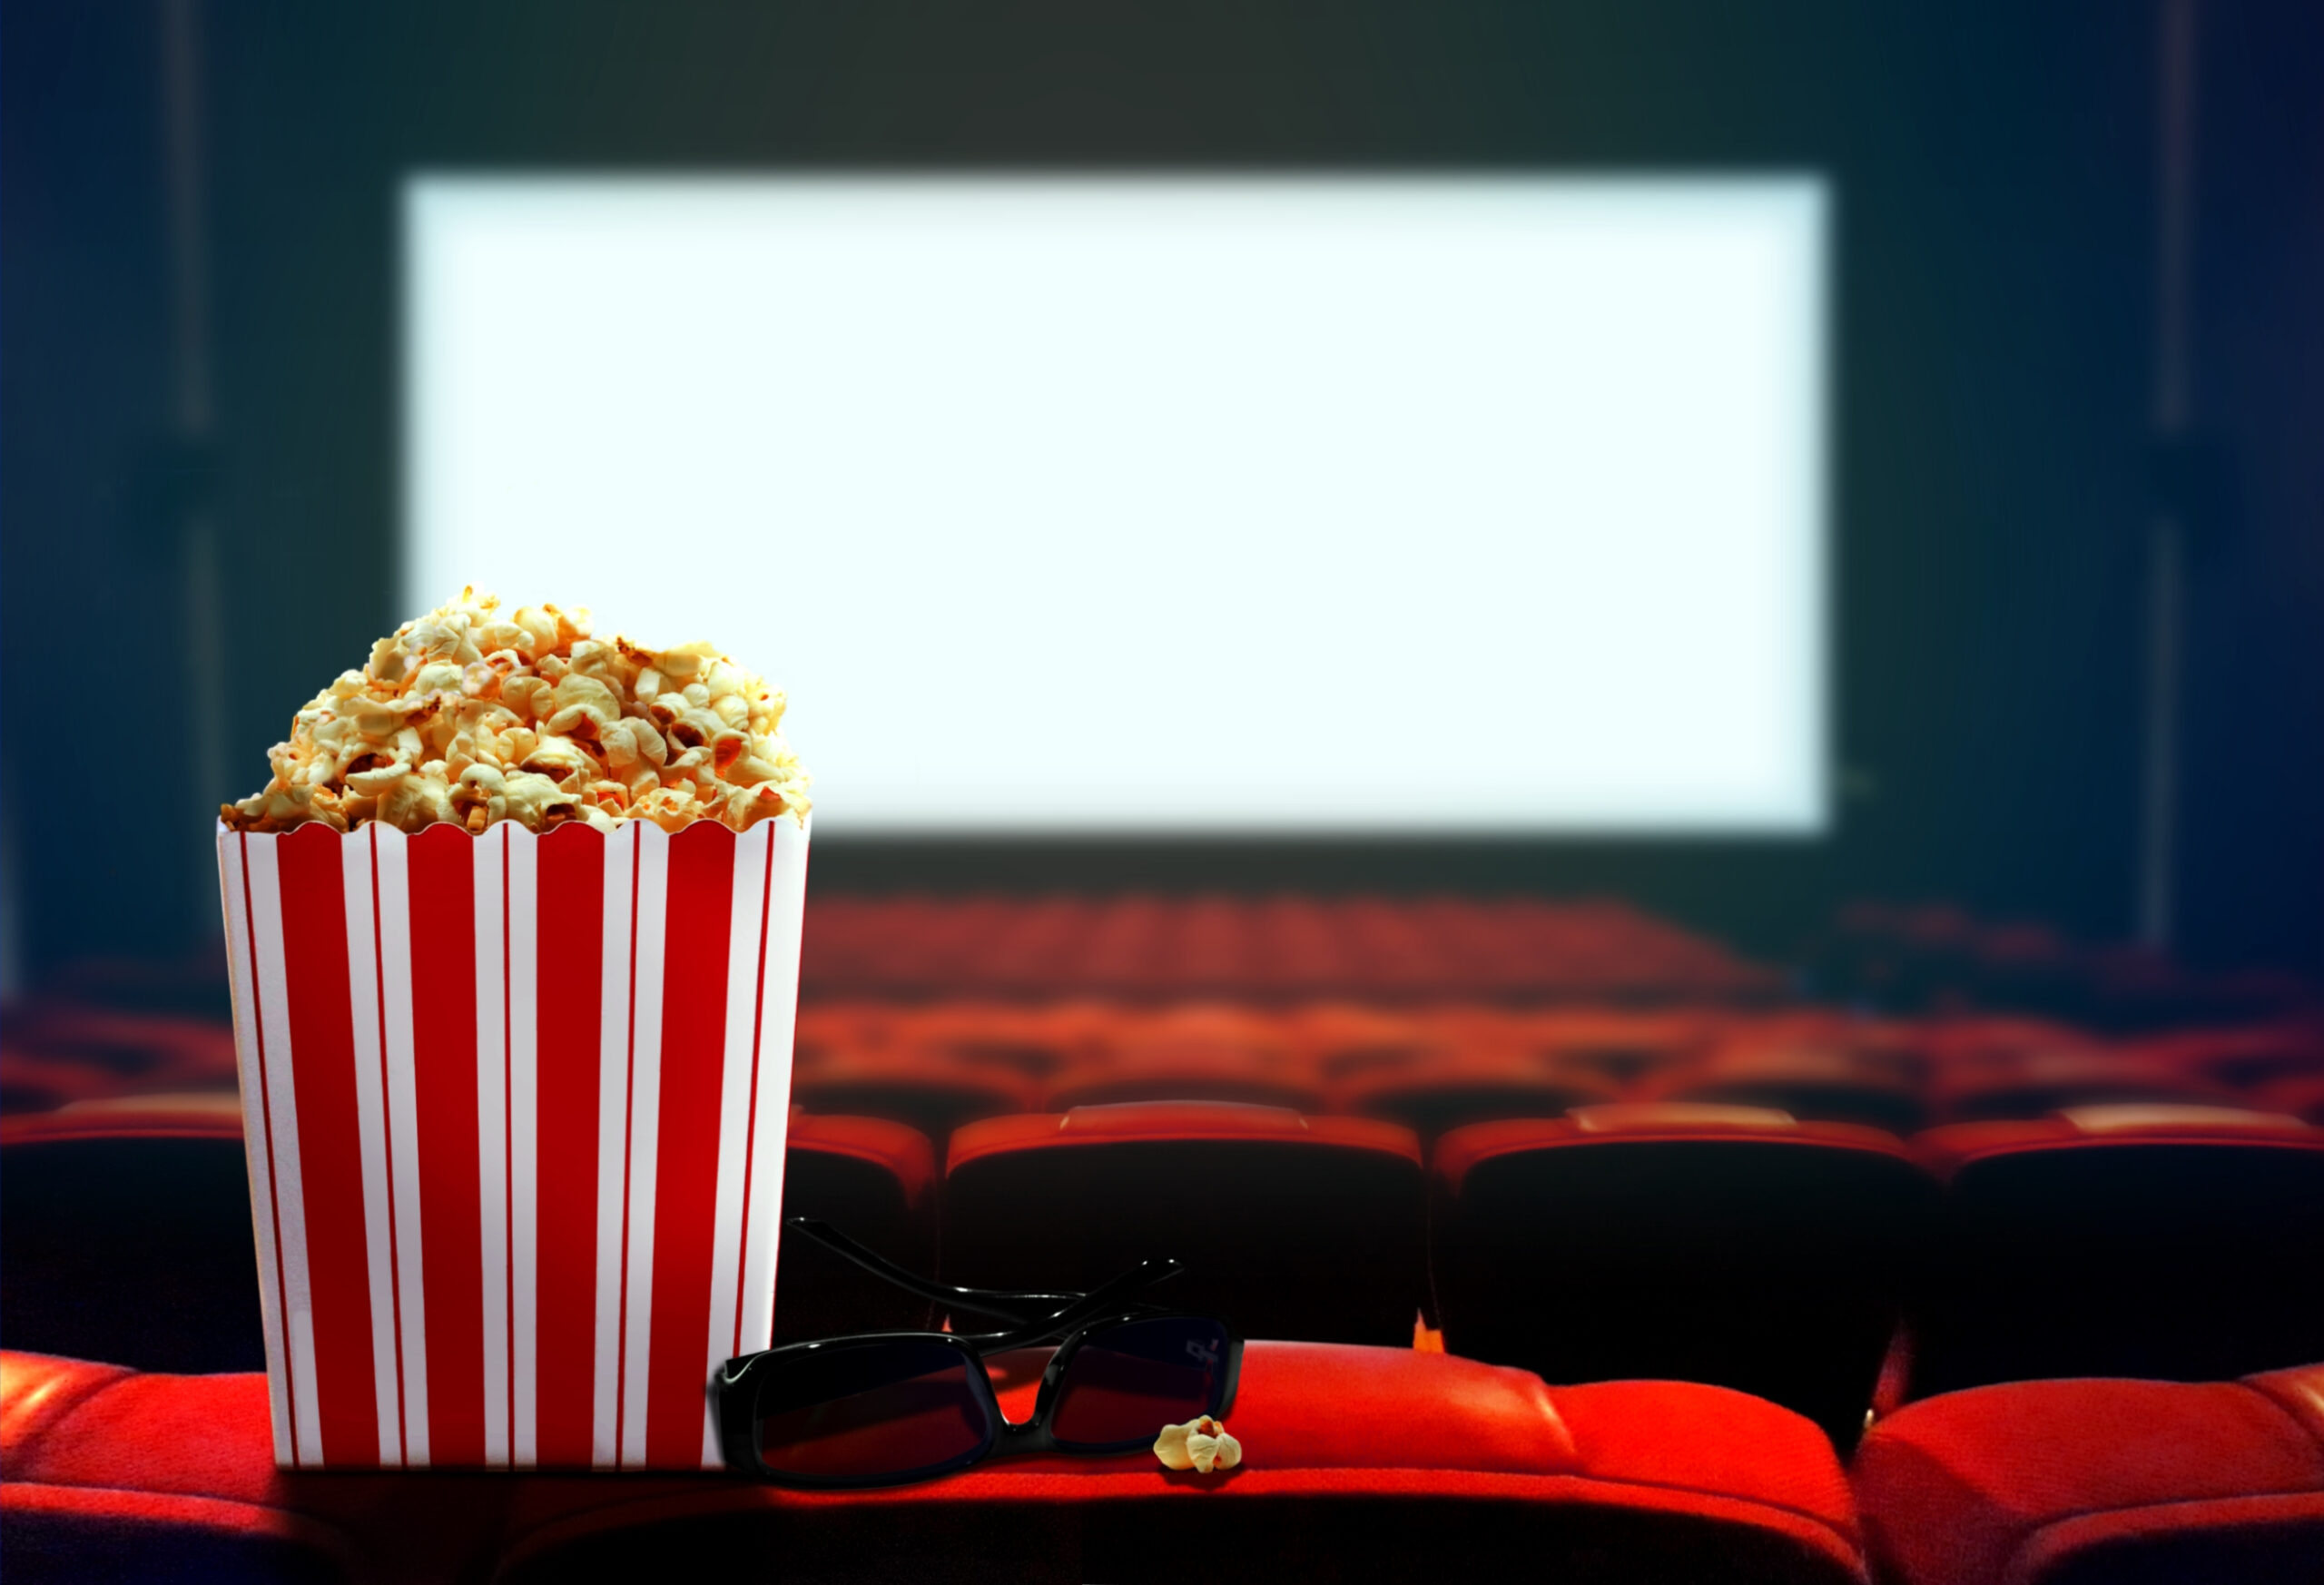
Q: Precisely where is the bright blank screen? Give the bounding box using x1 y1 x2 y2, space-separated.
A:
407 177 1826 834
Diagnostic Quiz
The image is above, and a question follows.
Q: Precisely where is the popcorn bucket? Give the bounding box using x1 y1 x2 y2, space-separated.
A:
214 814 809 1470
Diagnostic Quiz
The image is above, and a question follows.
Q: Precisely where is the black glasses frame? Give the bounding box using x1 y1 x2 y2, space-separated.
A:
717 1217 1243 1488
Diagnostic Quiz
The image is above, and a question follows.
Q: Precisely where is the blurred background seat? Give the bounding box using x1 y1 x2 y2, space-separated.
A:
0 1097 262 1373
1431 1105 1938 1447
773 1109 939 1344
1905 1107 2324 1400
941 1103 1427 1346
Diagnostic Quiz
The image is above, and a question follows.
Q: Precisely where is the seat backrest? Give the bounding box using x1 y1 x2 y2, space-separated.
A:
942 1105 1426 1345
1 1098 264 1373
1646 1046 1928 1136
774 1111 938 1343
1854 1362 2324 1585
1334 1052 1618 1146
1930 1052 2237 1124
787 1051 1040 1149
1907 1108 2324 1397
1433 1106 1938 1446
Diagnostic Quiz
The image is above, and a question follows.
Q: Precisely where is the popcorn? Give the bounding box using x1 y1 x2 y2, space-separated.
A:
1153 1416 1242 1474
222 589 811 835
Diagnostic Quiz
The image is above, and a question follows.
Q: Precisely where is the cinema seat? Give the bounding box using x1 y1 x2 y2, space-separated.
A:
496 1344 1871 1584
2262 1075 2324 1126
0 1344 1868 1584
894 1003 1084 1079
1928 1051 2235 1124
1334 1052 1618 1146
1290 1004 1447 1081
1045 1049 1325 1114
2134 1023 2324 1093
1641 1047 1928 1136
788 1050 1040 1153
1906 1107 2324 1398
0 1352 493 1583
1853 1363 2324 1585
774 1111 940 1343
1433 1106 1939 1446
1512 1011 1710 1086
942 1105 1426 1345
1045 1007 1324 1113
0 1096 265 1373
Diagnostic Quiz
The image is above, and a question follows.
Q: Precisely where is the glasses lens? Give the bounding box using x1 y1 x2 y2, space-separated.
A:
1050 1316 1231 1450
755 1338 993 1482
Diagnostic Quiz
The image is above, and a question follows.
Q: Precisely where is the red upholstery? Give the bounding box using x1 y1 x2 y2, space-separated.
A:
944 1106 1426 1345
1043 1048 1326 1114
1 1352 375 1583
796 894 1773 1002
1433 1107 1938 1446
1642 1045 1928 1135
2132 1023 2324 1091
1853 1363 2324 1585
1929 1051 2232 1125
1290 1004 1448 1080
1509 1010 1712 1085
1334 1051 1618 1145
788 1049 1040 1151
774 1111 940 1343
1906 1108 2324 1398
0 1344 1866 1583
2263 1074 2324 1126
1 1097 265 1373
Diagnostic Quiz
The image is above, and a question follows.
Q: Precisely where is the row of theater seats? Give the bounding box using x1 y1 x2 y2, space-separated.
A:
7 1343 2321 1582
801 894 1782 1001
790 1099 2324 1447
10 1093 2322 1454
1811 901 2317 1028
789 1002 2324 1147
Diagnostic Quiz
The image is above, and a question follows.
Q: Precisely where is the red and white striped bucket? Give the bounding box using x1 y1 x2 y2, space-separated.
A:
213 815 810 1470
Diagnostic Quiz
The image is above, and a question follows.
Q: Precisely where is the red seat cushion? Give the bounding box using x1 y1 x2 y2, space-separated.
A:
2 1344 1866 1582
1907 1108 2324 1397
1853 1362 2324 1585
1433 1108 1939 1448
496 1343 1867 1582
944 1106 1426 1346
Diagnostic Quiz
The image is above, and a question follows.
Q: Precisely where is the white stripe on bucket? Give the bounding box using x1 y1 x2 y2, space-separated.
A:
244 834 324 1469
339 835 404 1466
371 824 431 1467
475 826 512 1465
219 829 295 1467
618 822 670 1469
700 819 773 1466
591 824 635 1468
505 825 541 1467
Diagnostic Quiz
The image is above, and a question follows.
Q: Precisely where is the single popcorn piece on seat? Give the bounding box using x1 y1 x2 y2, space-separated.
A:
220 588 811 836
1152 1416 1242 1474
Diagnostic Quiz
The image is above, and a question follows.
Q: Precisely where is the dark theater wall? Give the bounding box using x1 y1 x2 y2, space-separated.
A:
3 1 2315 977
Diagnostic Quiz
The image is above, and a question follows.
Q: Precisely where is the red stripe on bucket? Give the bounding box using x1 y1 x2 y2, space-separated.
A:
406 825 486 1466
645 822 737 1466
533 825 605 1467
273 825 380 1466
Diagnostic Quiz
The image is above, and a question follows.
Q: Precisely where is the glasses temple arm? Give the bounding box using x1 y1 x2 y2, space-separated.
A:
784 1216 1085 1322
960 1257 1188 1350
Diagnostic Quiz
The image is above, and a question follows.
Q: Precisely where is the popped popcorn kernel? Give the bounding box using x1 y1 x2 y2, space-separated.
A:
222 590 811 835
